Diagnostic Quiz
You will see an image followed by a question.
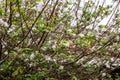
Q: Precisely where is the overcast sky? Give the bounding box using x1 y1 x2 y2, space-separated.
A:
78 0 118 25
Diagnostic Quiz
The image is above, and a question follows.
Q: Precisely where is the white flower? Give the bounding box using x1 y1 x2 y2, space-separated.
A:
24 58 29 62
87 32 92 36
91 46 96 51
30 53 35 60
94 27 99 32
0 68 3 71
7 29 12 33
59 65 64 70
116 35 119 41
78 33 84 37
7 27 15 33
64 8 69 12
52 45 57 49
101 28 107 32
112 63 119 67
15 13 20 17
29 62 35 67
48 41 52 45
110 28 116 32
0 19 4 24
61 59 66 63
88 59 97 64
118 28 120 32
0 19 8 27
86 25 93 30
41 47 47 51
21 5 26 8
52 41 58 49
105 61 110 68
71 20 77 27
4 22 8 27
118 48 120 51
31 2 43 12
67 29 72 33
77 11 83 17
110 57 115 62
4 51 8 55
72 34 76 37
45 55 51 61
0 0 3 4
53 59 57 64
102 73 106 77
64 42 70 47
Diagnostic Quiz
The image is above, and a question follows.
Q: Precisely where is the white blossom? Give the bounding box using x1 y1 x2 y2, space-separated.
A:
118 48 120 51
110 28 116 32
64 42 70 47
110 57 115 62
61 59 67 63
72 34 76 37
4 51 8 55
53 59 57 64
15 13 20 17
101 28 107 32
112 63 120 67
52 45 57 49
45 55 51 61
118 28 120 32
91 46 96 51
59 65 64 70
86 25 93 30
30 53 35 60
78 33 84 37
70 20 77 27
48 41 52 45
116 35 119 41
29 62 35 67
41 47 47 51
105 61 110 68
52 41 58 49
7 27 15 33
0 19 8 27
0 68 3 71
31 2 43 12
88 59 97 64
4 22 8 27
24 58 29 62
67 29 72 33
102 73 106 77
0 0 3 4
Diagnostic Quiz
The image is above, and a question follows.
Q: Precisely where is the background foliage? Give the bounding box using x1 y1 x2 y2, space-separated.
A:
0 0 120 80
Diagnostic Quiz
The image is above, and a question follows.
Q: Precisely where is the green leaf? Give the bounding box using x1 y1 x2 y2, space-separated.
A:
98 25 105 28
12 66 24 77
0 8 2 17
